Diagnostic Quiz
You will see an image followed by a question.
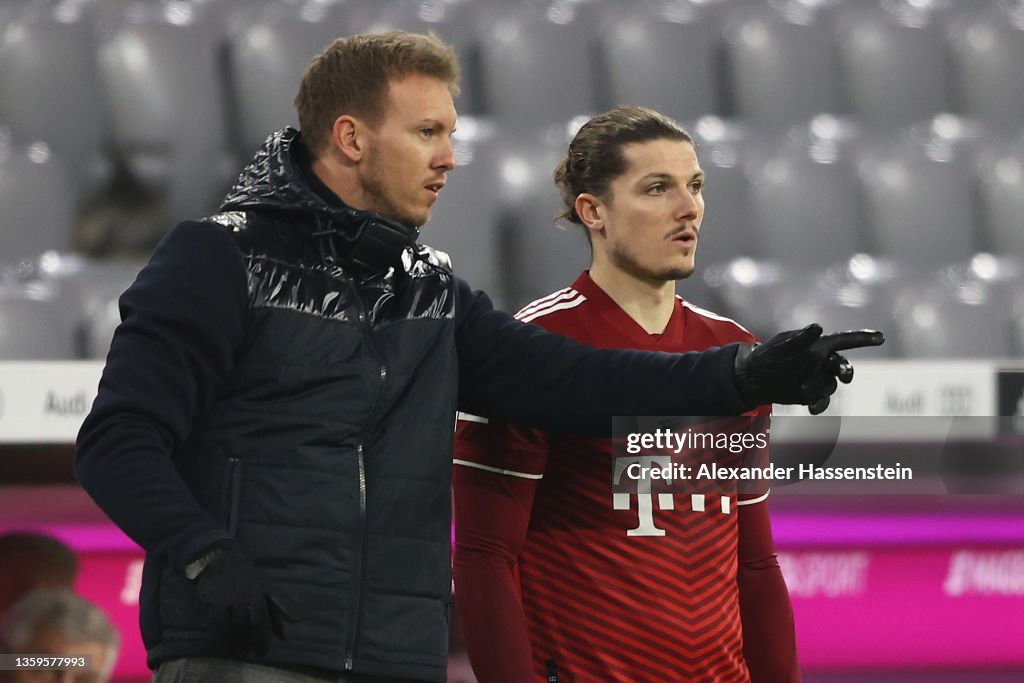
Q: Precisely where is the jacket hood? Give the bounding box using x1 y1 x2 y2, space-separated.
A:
220 127 416 237
221 127 333 219
219 128 422 273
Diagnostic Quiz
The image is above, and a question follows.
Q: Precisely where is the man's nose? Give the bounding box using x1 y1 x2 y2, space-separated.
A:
675 189 699 221
437 139 457 171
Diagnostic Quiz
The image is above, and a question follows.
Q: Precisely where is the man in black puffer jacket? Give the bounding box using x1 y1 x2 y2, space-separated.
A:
75 32 882 683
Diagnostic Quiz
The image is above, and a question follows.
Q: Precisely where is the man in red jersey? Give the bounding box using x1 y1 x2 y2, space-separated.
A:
453 106 801 683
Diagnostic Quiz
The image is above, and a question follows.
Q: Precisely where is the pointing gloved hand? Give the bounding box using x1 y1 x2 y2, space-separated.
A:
733 324 885 415
187 540 292 656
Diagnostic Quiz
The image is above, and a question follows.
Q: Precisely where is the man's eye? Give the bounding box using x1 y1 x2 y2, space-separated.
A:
647 184 665 195
690 180 704 193
420 128 435 139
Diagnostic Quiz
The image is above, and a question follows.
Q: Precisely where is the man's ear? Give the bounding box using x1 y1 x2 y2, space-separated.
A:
575 193 604 234
331 115 364 163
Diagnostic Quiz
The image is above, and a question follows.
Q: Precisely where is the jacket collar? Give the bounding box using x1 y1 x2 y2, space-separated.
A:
219 128 420 274
219 127 415 241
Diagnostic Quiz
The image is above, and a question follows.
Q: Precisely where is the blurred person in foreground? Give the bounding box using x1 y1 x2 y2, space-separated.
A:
0 532 79 617
74 31 880 683
0 588 119 683
454 107 803 682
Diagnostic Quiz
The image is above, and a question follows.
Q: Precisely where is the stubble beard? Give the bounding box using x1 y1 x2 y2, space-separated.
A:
610 242 695 284
362 153 424 228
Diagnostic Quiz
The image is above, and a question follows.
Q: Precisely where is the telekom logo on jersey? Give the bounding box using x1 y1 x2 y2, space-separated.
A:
612 455 734 537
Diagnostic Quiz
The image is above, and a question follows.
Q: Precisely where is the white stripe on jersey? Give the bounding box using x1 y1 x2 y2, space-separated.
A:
737 489 771 506
518 294 587 323
515 287 577 319
678 297 755 337
456 412 489 424
453 459 544 480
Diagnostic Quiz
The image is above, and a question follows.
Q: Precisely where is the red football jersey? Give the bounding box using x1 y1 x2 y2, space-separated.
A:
455 272 771 682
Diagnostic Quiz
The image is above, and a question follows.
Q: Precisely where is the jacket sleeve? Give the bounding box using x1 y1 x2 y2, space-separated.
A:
453 279 749 430
74 220 250 572
737 498 801 683
453 420 546 683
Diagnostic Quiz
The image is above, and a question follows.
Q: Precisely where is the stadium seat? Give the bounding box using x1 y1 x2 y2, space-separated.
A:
858 115 983 265
0 283 78 360
690 118 762 263
776 290 898 358
744 116 869 268
0 136 76 261
0 1 114 201
892 275 1015 359
836 0 951 125
18 251 140 358
703 257 811 342
683 117 765 309
722 1 845 125
940 253 1024 317
0 0 35 23
477 4 606 128
597 1 721 122
1014 292 1024 356
774 255 916 359
367 0 495 116
948 2 1024 131
97 1 238 223
228 0 380 156
420 118 506 308
493 123 591 311
82 282 125 360
977 135 1024 255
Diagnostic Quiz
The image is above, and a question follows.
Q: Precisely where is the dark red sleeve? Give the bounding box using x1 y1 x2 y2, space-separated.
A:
453 420 546 683
737 498 802 683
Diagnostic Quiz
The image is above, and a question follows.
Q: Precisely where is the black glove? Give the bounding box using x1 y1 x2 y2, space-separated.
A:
188 541 291 656
734 324 885 415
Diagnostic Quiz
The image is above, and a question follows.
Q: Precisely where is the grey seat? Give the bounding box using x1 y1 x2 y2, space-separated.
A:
0 0 36 23
773 255 917 359
939 253 1024 317
836 1 951 125
948 2 1024 131
745 116 869 268
703 258 811 342
477 4 605 128
776 292 897 358
0 2 113 200
0 283 78 359
680 117 764 309
420 118 506 308
893 276 1015 359
1014 291 1024 356
978 136 1024 255
97 1 237 222
494 124 590 311
859 116 982 265
690 118 762 266
367 0 493 116
597 2 721 122
21 251 140 358
228 0 380 156
722 1 844 125
0 136 76 261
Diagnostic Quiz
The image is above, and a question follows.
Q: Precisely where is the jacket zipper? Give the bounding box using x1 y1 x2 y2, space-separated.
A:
344 291 388 670
225 457 242 536
344 441 368 671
